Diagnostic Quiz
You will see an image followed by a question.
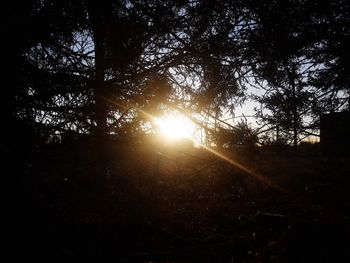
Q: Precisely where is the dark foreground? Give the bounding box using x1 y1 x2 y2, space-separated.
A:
10 141 350 262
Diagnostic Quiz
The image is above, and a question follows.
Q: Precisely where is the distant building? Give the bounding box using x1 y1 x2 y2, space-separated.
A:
320 111 350 158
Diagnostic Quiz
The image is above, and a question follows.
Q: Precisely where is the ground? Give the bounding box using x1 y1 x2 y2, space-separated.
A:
12 140 350 262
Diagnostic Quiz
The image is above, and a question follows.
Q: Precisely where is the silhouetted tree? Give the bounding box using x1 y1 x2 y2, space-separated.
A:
7 0 349 151
216 119 258 150
244 0 350 149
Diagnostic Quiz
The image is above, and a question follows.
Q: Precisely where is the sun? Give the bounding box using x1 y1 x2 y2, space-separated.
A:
156 115 193 140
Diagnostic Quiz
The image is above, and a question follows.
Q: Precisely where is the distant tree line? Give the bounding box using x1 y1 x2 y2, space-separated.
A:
4 0 349 150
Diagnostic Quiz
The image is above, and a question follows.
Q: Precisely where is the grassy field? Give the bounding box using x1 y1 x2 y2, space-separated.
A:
13 140 350 262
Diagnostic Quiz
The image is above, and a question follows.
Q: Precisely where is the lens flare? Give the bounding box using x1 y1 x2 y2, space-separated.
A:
201 145 286 192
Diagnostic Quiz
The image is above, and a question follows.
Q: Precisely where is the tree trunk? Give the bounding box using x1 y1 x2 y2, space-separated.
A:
291 63 298 153
87 0 108 139
86 0 110 194
284 59 298 153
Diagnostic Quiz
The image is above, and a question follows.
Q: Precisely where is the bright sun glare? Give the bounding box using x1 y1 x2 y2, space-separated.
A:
156 115 195 141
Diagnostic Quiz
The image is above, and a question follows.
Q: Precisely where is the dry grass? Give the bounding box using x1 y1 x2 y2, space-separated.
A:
24 141 350 261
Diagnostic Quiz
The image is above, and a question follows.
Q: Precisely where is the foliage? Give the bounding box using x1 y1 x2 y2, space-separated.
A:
5 0 349 145
215 119 258 150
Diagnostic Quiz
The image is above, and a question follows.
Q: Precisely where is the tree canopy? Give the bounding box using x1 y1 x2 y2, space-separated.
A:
5 0 349 148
